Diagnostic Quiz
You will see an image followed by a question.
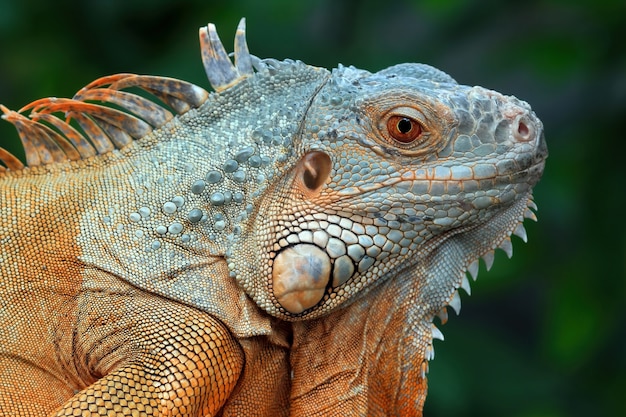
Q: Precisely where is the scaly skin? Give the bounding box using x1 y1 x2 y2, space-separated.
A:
0 19 546 416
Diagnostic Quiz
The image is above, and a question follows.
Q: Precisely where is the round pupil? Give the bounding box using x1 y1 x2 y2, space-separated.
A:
397 118 413 134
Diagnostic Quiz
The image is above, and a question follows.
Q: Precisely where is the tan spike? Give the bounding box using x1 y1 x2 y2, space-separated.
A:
234 18 253 76
431 324 445 341
524 208 538 222
77 73 135 91
21 98 116 155
95 122 133 149
436 307 448 325
82 105 152 141
498 237 514 259
106 75 209 114
467 259 479 281
201 23 238 91
448 291 461 315
18 97 57 114
420 362 426 379
513 223 528 242
481 250 495 271
27 120 81 161
73 88 174 128
74 73 207 116
2 106 40 166
425 345 434 361
32 99 152 142
32 113 96 159
0 147 25 171
68 111 115 155
200 19 252 92
8 116 42 166
25 123 64 165
460 275 472 295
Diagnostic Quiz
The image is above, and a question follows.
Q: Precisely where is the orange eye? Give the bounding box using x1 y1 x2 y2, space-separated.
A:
386 115 423 144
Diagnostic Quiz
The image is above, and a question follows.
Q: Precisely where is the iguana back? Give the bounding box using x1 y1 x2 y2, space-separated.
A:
0 19 546 416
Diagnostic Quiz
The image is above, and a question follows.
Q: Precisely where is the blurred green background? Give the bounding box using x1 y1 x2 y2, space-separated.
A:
0 0 624 416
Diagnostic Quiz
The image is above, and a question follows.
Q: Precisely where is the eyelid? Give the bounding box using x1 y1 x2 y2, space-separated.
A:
362 94 454 157
384 106 428 127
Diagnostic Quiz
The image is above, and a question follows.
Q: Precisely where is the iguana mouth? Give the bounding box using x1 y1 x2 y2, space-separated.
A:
334 155 546 202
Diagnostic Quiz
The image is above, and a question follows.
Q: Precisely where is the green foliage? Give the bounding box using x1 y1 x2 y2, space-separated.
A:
1 0 624 415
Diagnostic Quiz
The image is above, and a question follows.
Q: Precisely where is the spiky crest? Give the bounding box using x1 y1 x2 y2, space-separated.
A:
0 18 256 171
200 18 254 92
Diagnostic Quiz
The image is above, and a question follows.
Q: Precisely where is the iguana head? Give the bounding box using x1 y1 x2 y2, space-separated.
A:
226 27 547 321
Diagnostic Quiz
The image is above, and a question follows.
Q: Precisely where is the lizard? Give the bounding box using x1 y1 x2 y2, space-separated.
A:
0 18 547 416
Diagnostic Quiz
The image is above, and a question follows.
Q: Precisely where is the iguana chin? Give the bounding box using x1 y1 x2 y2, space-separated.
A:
0 18 546 417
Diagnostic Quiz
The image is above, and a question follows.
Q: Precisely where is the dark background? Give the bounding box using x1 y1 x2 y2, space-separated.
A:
1 1 624 416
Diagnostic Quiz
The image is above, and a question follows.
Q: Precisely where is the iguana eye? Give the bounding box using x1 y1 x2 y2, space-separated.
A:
371 102 447 156
387 115 423 144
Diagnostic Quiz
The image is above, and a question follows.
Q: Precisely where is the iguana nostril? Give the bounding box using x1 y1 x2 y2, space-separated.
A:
518 121 529 137
514 117 534 142
272 244 331 314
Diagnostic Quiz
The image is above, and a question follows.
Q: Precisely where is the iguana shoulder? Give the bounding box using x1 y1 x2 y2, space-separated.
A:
0 19 546 416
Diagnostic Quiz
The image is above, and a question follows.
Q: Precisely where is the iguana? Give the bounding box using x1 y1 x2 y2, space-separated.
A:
0 19 546 416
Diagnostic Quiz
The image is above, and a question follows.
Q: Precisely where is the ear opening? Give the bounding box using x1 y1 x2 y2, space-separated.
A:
295 151 332 198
